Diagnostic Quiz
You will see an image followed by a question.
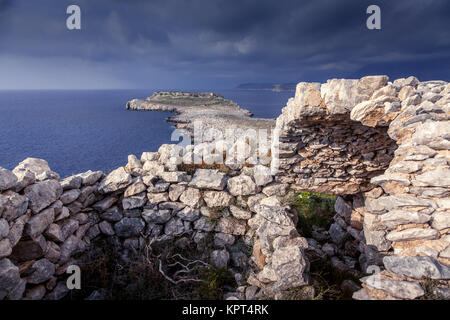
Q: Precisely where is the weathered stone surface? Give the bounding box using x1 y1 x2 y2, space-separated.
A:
414 168 450 187
214 233 235 247
0 167 18 191
160 171 189 183
99 221 115 236
229 205 252 220
60 189 81 205
1 191 28 222
188 169 227 190
24 208 55 239
0 258 21 295
122 192 147 210
76 170 104 186
383 256 450 280
0 238 12 258
92 197 117 212
44 223 63 242
164 217 185 236
124 179 147 197
59 235 79 263
60 175 82 190
363 274 424 299
24 180 62 214
13 158 59 181
98 167 132 194
100 206 123 222
215 216 246 235
262 183 289 197
179 187 202 208
142 209 172 224
147 192 169 205
176 207 200 222
26 259 55 284
227 174 258 196
10 235 47 262
329 223 348 246
147 181 170 193
44 281 69 300
253 165 273 186
60 218 79 240
114 218 145 238
211 249 229 268
379 210 431 229
203 191 233 207
386 228 439 242
258 245 309 294
0 218 8 240
168 184 186 201
193 216 215 232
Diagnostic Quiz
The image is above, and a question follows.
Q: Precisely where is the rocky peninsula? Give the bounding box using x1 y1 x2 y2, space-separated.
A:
126 91 275 136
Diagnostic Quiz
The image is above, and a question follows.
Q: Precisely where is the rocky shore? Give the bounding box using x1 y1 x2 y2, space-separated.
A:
126 91 275 136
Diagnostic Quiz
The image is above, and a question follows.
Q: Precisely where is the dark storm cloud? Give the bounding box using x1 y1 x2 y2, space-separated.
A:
0 0 449 89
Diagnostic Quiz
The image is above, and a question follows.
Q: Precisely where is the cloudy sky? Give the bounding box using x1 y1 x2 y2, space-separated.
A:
0 0 449 89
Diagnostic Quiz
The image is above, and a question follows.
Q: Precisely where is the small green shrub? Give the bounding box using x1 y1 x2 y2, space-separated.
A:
291 191 336 237
196 267 235 300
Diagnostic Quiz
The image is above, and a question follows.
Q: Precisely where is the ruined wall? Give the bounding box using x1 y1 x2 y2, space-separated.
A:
274 75 450 300
1 75 449 301
0 149 303 300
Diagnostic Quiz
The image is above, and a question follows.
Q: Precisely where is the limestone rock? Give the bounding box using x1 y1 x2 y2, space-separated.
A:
179 187 202 208
188 169 227 190
60 189 81 205
26 259 55 284
211 249 230 268
60 175 82 191
1 191 28 221
98 167 132 194
386 228 439 242
383 256 450 280
24 180 63 214
227 174 257 196
13 158 59 181
0 167 18 191
76 170 104 186
203 191 233 207
0 258 21 295
24 208 55 239
114 218 145 238
253 165 273 186
363 274 424 299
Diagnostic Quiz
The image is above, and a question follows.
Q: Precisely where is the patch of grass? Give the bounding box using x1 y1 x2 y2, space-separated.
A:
291 191 336 238
420 278 448 300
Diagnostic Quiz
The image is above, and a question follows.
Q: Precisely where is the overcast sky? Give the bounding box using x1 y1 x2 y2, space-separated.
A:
0 0 449 89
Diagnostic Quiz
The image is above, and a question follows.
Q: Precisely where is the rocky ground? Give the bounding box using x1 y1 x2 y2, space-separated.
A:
126 91 275 137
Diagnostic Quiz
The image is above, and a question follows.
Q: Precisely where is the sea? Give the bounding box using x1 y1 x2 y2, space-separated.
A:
0 89 293 178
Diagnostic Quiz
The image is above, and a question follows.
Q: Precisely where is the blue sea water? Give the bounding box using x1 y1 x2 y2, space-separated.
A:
0 89 292 178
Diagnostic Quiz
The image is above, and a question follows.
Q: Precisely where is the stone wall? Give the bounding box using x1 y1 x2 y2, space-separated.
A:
1 74 449 300
273 75 450 300
0 150 306 300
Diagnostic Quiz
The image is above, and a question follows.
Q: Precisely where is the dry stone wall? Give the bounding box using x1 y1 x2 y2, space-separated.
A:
0 151 306 300
274 75 450 300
